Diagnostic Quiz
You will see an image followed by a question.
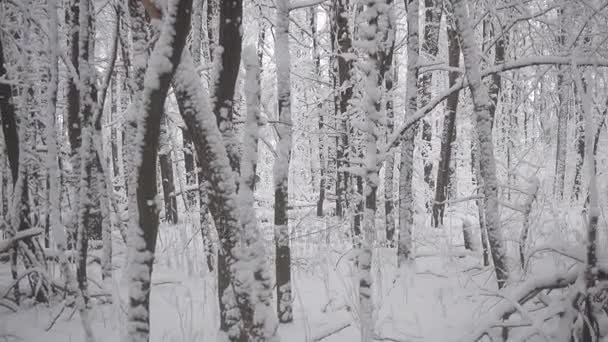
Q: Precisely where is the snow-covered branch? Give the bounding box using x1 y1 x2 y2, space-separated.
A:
0 228 43 254
289 0 327 11
385 55 608 155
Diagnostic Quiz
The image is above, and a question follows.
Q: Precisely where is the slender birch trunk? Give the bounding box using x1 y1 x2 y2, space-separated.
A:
452 0 509 289
47 1 94 337
333 0 353 217
420 0 442 199
398 0 418 267
274 0 294 324
237 45 280 341
432 19 460 227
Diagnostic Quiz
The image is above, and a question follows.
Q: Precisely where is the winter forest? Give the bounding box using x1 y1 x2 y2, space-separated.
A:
1 0 608 341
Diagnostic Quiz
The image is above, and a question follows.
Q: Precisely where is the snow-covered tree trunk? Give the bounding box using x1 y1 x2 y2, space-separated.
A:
381 7 396 243
173 48 275 339
398 0 418 268
274 0 294 324
126 0 150 246
333 0 353 217
357 0 390 340
574 68 599 341
432 18 460 227
126 0 192 340
46 1 95 336
207 0 219 61
554 7 567 199
452 0 509 289
420 0 442 199
236 45 280 341
76 0 98 303
471 130 489 266
0 21 21 303
384 65 395 242
311 6 326 218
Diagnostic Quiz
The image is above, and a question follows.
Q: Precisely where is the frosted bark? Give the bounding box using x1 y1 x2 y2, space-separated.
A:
125 0 150 248
76 0 97 304
574 67 600 341
382 9 396 243
46 1 94 337
419 0 442 195
126 0 192 340
398 0 418 268
357 0 389 340
311 6 326 218
172 51 258 341
235 45 280 341
452 0 509 289
432 19 460 227
274 0 293 324
554 8 567 199
518 177 539 269
210 0 243 174
333 0 353 217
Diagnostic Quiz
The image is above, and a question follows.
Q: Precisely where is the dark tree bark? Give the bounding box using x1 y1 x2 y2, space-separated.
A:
159 117 178 224
173 51 253 341
554 8 567 198
126 0 192 339
419 0 442 199
432 20 460 227
211 0 243 174
380 7 396 243
67 0 102 242
207 0 218 61
0 35 22 303
333 0 353 217
274 0 293 323
311 7 326 218
66 0 81 155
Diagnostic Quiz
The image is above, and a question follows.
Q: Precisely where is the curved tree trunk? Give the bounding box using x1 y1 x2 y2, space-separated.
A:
211 0 243 174
126 0 192 340
452 0 509 289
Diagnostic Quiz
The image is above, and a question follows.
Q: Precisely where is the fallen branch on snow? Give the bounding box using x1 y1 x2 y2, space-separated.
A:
458 267 580 342
312 320 351 341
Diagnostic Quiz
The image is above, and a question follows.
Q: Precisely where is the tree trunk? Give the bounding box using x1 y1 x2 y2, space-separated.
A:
159 117 178 225
76 0 100 304
382 10 396 243
237 45 279 341
452 0 509 289
126 0 192 340
333 0 353 218
311 7 326 218
274 0 293 323
554 8 567 199
432 20 460 227
419 0 442 200
398 0 418 267
173 50 255 341
574 69 600 342
211 0 243 174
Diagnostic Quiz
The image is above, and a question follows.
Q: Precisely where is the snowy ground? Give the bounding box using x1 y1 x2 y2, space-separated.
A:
0 207 588 342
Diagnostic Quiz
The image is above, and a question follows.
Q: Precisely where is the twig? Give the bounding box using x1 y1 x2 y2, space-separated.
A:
312 321 351 341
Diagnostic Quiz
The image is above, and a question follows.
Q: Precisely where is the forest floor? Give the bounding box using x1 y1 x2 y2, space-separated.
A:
0 207 584 342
